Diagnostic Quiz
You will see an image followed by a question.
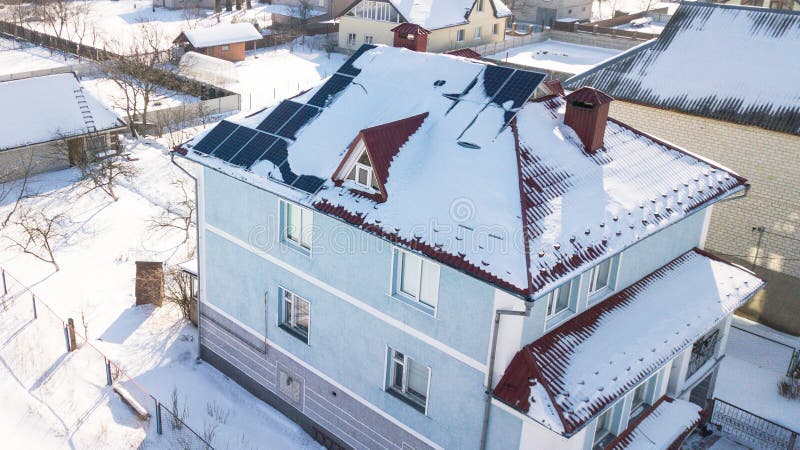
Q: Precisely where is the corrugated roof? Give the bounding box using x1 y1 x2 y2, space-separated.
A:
493 249 764 435
564 3 800 135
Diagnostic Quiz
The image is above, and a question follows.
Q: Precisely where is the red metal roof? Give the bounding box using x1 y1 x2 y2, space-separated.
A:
444 48 482 59
492 249 763 434
541 79 565 97
391 23 431 35
565 86 614 105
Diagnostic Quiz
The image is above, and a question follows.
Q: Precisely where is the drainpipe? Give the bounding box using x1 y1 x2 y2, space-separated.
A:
171 153 202 358
479 302 533 450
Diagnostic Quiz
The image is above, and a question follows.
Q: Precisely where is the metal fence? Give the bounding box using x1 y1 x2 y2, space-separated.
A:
708 398 799 450
0 267 213 449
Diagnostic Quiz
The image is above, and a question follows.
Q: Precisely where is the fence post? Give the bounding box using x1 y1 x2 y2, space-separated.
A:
105 358 112 386
63 325 71 352
154 399 163 434
31 295 37 319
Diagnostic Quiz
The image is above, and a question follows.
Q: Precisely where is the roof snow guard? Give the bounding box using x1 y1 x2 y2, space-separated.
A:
493 249 764 435
564 3 800 135
180 45 747 299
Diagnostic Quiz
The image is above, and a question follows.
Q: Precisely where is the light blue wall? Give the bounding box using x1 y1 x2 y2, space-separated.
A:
485 404 523 450
202 168 498 448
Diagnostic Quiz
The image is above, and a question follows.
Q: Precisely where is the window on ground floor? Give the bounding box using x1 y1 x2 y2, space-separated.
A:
347 33 357 46
629 373 659 421
592 404 620 450
280 289 310 343
387 348 430 413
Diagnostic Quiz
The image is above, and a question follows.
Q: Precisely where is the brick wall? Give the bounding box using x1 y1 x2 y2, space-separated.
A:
609 101 800 334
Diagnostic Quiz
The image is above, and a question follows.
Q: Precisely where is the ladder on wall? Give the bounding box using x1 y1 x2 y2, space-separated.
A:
73 88 97 133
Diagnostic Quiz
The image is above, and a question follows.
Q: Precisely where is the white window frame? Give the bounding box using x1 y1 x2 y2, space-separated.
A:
629 373 658 420
456 29 465 42
492 23 499 35
592 402 621 450
354 162 374 190
364 35 374 44
280 288 310 344
474 26 482 40
387 348 430 414
347 33 357 46
220 44 230 51
282 201 313 252
588 256 616 298
545 281 573 320
477 0 484 11
394 248 440 312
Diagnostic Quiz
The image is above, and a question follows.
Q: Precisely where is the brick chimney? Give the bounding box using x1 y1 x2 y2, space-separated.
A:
391 23 430 52
563 87 614 153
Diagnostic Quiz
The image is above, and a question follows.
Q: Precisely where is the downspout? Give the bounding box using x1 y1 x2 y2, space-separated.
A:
479 302 533 450
171 153 202 358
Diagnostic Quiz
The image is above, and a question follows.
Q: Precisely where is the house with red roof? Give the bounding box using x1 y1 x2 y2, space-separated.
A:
337 0 511 53
175 45 763 449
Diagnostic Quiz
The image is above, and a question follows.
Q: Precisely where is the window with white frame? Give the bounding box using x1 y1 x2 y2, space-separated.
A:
456 29 465 42
396 249 440 309
388 348 430 412
592 405 618 450
629 375 657 420
281 289 310 343
474 26 482 40
589 257 616 296
364 35 374 44
283 201 313 251
346 0 400 22
347 33 357 46
492 23 499 35
477 0 484 11
346 151 379 192
545 281 572 319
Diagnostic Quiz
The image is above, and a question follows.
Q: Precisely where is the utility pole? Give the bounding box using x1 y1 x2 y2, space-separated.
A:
752 226 765 270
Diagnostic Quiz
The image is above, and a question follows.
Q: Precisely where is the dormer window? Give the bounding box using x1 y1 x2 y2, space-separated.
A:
346 151 380 192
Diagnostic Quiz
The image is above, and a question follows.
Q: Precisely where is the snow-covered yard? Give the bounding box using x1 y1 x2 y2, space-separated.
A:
0 37 79 77
716 317 800 432
0 140 321 449
80 75 200 117
487 39 621 75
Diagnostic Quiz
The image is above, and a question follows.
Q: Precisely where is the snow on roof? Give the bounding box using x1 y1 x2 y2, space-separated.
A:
176 23 263 48
178 259 198 276
493 249 764 435
386 0 511 30
565 3 800 135
0 73 123 151
181 45 747 298
610 397 702 450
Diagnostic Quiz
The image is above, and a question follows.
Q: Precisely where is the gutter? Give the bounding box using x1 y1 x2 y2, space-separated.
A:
170 153 203 358
479 302 533 450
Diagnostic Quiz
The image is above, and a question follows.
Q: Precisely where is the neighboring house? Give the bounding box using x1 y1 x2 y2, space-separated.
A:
564 2 800 335
173 23 263 62
510 0 593 26
0 73 125 182
175 45 763 449
722 0 799 11
338 0 511 53
269 0 352 20
155 0 215 10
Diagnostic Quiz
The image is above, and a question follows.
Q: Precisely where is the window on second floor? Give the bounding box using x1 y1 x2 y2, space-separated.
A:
687 328 720 379
346 0 400 22
477 0 484 11
395 249 440 311
456 29 465 42
492 23 499 35
589 256 617 297
280 289 310 343
387 348 430 413
545 280 573 320
282 201 313 251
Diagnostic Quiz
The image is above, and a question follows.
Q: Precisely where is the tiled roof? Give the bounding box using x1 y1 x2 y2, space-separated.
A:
564 3 800 135
182 46 748 299
493 249 763 435
608 397 702 450
444 48 482 59
391 23 431 35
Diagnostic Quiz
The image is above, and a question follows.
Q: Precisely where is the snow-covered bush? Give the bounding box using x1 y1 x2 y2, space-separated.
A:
777 376 800 400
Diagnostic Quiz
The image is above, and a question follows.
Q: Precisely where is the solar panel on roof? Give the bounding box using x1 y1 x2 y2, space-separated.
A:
292 175 326 194
483 65 515 98
277 161 298 184
256 101 302 134
492 70 546 110
192 120 238 154
212 127 257 161
307 74 353 108
276 105 320 139
230 132 277 168
259 137 288 167
337 44 376 77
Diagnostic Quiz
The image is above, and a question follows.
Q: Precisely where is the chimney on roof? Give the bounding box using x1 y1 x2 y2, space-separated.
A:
563 87 614 153
391 23 430 52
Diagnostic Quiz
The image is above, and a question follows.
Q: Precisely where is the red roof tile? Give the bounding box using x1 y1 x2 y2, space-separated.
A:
565 86 614 105
444 48 482 59
391 23 431 35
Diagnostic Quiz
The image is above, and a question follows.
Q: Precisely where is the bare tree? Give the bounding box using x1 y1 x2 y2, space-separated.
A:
165 267 194 321
5 206 67 271
1 151 37 228
68 1 93 61
78 154 138 202
148 178 196 248
35 0 73 57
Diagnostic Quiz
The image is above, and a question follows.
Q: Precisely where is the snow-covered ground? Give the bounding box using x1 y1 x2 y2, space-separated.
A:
80 75 200 116
592 0 679 21
487 39 621 74
0 37 79 77
0 139 321 449
716 317 800 432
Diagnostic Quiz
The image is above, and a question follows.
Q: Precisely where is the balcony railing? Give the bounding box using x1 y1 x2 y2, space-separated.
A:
687 328 720 378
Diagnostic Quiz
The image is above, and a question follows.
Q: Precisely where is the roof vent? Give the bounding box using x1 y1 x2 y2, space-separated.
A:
457 141 481 149
433 80 446 87
563 87 614 153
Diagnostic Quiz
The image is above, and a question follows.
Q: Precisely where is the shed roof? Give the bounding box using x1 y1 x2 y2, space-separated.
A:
176 23 263 48
493 249 763 435
0 73 124 151
181 45 747 299
564 3 800 135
